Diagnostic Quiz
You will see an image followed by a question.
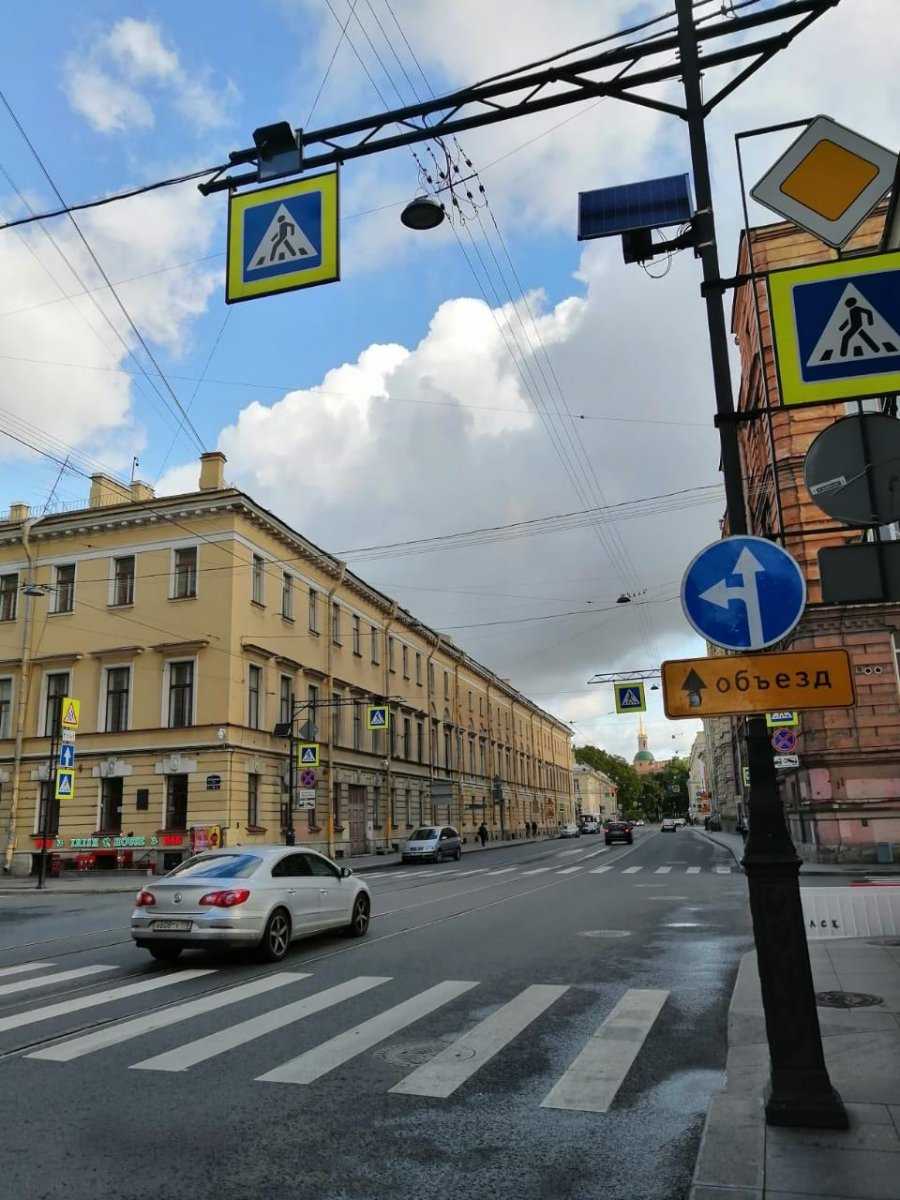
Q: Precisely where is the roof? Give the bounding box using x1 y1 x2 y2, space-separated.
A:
634 750 655 763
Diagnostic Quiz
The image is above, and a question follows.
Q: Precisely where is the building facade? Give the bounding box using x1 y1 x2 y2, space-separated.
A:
573 763 618 820
686 732 709 822
729 206 900 861
0 454 574 876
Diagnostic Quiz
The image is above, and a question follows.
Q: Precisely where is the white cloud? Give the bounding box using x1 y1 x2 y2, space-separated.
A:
64 18 238 135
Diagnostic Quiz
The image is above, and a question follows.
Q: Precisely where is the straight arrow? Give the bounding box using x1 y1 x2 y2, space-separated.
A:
681 669 707 709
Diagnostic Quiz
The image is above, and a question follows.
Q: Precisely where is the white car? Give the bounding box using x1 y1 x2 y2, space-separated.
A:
559 823 581 838
131 845 371 963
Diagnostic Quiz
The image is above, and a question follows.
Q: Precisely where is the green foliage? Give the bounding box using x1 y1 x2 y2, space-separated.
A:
575 746 690 820
574 745 640 814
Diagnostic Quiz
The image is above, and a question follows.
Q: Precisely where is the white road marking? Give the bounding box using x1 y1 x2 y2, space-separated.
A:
589 866 614 874
557 866 583 876
0 970 214 1034
557 849 583 857
0 964 114 998
486 867 518 876
391 984 568 1098
30 973 310 1063
582 848 608 859
521 867 553 876
622 866 643 874
132 976 389 1074
258 980 478 1085
541 988 669 1113
686 867 702 874
654 867 672 874
0 962 55 979
452 868 489 878
714 867 732 874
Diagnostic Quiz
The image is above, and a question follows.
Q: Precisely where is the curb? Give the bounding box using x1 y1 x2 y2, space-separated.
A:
351 835 558 875
693 828 746 870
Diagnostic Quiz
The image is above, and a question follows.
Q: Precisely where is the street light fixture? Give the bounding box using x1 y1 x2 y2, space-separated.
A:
400 195 446 230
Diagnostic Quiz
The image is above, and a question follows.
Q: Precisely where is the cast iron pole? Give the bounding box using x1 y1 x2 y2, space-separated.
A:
675 0 847 1129
36 706 58 890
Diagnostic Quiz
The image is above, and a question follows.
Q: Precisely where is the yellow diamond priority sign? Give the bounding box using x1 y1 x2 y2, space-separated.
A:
751 116 896 249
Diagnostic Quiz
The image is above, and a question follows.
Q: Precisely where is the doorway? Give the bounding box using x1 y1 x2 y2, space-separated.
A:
100 777 123 833
348 785 367 855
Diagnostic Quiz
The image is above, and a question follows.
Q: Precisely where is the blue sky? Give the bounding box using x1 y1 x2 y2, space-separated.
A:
0 0 893 760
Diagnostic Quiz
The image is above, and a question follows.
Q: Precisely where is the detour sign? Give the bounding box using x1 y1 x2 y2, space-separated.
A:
662 649 855 720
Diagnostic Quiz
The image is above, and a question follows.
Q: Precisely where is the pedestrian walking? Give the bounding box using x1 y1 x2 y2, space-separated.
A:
478 822 488 847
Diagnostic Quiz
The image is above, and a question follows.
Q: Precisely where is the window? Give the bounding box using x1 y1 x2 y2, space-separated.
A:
307 684 319 731
480 741 486 777
402 644 409 678
415 652 422 686
468 690 472 711
248 664 262 729
388 637 396 673
105 666 130 733
332 601 341 645
168 661 194 729
479 696 484 716
371 625 380 665
352 614 361 655
53 564 75 613
0 573 17 621
417 720 424 763
444 726 452 770
0 679 10 738
353 702 362 750
332 691 342 744
306 853 340 879
389 712 397 757
308 588 318 633
248 773 259 827
173 547 197 599
404 788 412 828
444 671 450 700
469 738 476 775
403 717 411 759
165 774 188 829
428 661 435 692
280 675 293 725
252 555 264 605
271 853 313 878
282 573 293 620
44 672 70 737
112 556 134 606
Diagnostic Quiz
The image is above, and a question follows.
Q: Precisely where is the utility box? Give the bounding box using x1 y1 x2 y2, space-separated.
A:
876 843 895 865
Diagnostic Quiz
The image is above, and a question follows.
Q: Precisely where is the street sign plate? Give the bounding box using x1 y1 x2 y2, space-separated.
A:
681 536 806 651
60 696 80 730
750 116 896 248
742 766 751 789
298 742 319 767
367 705 388 731
293 793 316 810
766 710 798 728
768 250 900 408
55 768 75 800
771 727 798 753
60 728 76 745
614 681 646 713
226 171 339 304
58 743 75 769
662 649 855 719
296 788 317 801
774 754 800 770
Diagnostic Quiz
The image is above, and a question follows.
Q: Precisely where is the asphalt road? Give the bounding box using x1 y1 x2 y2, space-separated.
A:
0 829 753 1200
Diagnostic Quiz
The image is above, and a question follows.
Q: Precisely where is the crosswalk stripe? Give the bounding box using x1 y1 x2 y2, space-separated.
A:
132 976 389 1074
557 849 582 857
582 848 608 859
30 972 310 1063
714 867 732 874
687 867 701 874
391 984 568 1098
654 867 672 874
557 866 583 875
0 962 55 979
0 964 114 998
520 867 552 876
486 867 517 876
622 866 642 874
453 868 489 878
590 866 614 874
541 988 669 1113
257 980 478 1085
0 969 214 1034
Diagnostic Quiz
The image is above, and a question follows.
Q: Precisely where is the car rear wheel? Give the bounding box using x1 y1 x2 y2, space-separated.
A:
347 894 370 938
259 908 291 962
148 944 182 963
454 845 462 861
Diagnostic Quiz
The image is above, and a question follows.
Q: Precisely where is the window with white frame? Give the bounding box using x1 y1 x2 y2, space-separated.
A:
353 701 362 750
112 556 135 606
371 624 380 664
332 691 342 743
402 644 409 678
248 773 259 827
352 614 361 655
282 572 293 620
444 670 450 700
104 666 130 733
331 601 341 645
0 573 16 622
248 664 262 729
280 675 293 725
415 653 422 686
388 636 396 673
44 671 70 737
173 547 197 599
167 661 194 728
0 678 11 738
308 588 318 633
252 555 264 605
53 564 75 613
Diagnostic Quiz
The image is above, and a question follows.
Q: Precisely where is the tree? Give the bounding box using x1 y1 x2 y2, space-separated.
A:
574 745 641 815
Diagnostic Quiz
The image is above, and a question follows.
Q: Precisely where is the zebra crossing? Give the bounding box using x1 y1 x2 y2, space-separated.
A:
364 861 735 882
3 961 670 1114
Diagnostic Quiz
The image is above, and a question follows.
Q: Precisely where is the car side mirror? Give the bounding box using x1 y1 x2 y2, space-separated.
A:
340 866 352 878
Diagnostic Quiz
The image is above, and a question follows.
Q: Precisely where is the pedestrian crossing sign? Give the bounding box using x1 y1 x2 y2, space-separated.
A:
769 251 900 407
367 705 388 731
226 171 339 304
614 681 646 714
55 768 75 800
298 743 319 767
60 697 80 730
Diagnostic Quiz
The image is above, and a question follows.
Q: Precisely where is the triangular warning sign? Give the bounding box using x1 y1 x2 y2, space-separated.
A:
370 709 385 727
247 203 317 271
57 774 72 796
622 689 640 707
63 702 78 725
807 284 900 366
300 746 316 763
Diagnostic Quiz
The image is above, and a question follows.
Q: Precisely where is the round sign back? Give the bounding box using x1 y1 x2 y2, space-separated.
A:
804 413 900 526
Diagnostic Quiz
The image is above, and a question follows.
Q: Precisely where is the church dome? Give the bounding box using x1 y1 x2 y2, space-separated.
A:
634 749 655 764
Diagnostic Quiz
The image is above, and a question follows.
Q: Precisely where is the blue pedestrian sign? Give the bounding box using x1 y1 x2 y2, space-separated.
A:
769 251 900 407
58 742 75 769
226 172 339 304
614 682 646 714
681 536 806 652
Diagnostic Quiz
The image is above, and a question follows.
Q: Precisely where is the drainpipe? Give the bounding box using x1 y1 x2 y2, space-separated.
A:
382 602 398 852
425 634 443 823
4 519 37 873
325 563 347 860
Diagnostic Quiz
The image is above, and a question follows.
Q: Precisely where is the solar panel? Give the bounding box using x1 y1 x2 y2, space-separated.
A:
578 174 694 241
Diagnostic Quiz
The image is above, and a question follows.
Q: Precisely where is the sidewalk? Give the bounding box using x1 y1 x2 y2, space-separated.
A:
0 832 557 895
696 828 900 876
689 938 900 1199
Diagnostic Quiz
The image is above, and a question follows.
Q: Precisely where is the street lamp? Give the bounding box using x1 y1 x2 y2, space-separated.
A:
400 195 445 230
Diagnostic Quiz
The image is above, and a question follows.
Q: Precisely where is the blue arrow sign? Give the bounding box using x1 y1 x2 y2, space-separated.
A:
58 742 75 769
681 536 806 652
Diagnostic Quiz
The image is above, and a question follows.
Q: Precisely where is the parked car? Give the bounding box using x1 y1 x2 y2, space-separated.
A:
580 817 600 835
674 817 686 828
559 823 581 838
131 846 371 963
661 818 677 832
604 821 633 846
402 825 462 863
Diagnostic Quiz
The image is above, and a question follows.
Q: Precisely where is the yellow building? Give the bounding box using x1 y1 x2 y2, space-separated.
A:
0 454 574 876
572 764 617 820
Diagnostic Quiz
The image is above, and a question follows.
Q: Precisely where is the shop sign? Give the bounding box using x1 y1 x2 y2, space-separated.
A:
191 826 222 852
161 834 184 847
61 835 159 850
206 774 222 791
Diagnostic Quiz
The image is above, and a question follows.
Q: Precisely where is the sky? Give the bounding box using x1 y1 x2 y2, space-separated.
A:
0 0 893 764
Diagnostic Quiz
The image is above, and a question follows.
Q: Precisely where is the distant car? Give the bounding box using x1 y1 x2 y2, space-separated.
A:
580 817 600 835
661 818 677 832
560 823 581 838
604 821 633 846
674 818 686 828
402 826 462 863
635 820 645 826
131 846 371 963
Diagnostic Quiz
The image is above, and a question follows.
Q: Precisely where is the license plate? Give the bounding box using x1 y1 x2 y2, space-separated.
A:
152 920 191 932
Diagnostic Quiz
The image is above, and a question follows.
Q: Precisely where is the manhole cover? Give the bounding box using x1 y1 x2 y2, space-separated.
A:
378 1037 461 1067
815 990 884 1009
579 929 632 939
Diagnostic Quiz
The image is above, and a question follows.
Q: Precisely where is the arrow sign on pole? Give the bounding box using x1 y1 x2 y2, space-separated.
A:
699 547 765 648
681 668 707 709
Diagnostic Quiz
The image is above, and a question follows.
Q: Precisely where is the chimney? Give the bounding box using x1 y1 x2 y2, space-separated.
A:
8 502 29 522
130 480 155 503
89 474 132 508
199 451 227 492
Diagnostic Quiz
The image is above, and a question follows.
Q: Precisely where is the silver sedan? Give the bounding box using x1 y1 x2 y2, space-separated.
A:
131 845 371 963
